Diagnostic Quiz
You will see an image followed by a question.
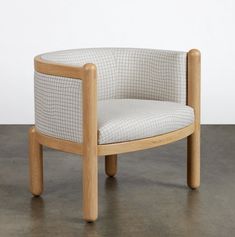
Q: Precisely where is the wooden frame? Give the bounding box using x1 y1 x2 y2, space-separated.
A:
29 49 200 222
187 49 201 189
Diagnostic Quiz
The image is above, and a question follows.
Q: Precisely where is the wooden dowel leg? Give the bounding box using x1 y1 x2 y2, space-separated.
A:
82 63 98 222
187 49 201 189
29 126 43 196
187 132 200 189
105 155 117 177
83 154 98 222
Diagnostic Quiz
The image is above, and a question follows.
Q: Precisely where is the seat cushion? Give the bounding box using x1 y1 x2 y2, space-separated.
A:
98 99 194 144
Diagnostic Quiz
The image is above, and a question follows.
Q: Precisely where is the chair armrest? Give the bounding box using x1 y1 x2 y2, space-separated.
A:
35 55 85 79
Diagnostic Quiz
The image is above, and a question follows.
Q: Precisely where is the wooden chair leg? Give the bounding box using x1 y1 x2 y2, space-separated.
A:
83 154 98 222
187 49 201 190
187 131 200 189
105 154 117 177
29 126 43 196
82 63 98 222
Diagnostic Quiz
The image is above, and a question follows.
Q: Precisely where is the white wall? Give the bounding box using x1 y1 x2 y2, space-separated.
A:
0 0 234 124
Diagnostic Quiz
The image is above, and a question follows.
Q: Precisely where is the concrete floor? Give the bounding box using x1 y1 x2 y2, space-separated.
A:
0 125 234 237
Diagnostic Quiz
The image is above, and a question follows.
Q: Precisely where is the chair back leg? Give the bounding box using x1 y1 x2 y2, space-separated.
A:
105 155 117 177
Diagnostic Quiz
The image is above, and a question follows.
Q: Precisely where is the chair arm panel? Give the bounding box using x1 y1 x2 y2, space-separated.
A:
34 71 84 143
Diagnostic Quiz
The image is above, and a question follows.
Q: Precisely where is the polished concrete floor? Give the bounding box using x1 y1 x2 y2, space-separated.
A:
0 125 234 237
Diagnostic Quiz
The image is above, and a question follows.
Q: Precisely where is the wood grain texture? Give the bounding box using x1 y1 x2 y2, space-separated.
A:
105 155 117 177
35 55 84 79
187 49 201 189
98 124 195 156
29 126 43 196
34 124 194 157
36 129 83 155
82 63 98 222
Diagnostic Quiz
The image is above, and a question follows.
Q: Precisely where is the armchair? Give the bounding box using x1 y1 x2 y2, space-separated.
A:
29 48 200 222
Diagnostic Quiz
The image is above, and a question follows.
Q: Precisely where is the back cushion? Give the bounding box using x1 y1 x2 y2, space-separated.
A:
112 48 187 103
41 48 187 103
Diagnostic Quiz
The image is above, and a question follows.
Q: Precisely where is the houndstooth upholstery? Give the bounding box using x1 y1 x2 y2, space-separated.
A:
35 72 83 142
41 48 187 102
98 99 194 144
113 49 186 102
41 49 117 100
35 48 189 144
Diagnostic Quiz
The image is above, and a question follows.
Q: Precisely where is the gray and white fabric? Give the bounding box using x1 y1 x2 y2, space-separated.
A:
41 48 187 102
35 72 83 142
98 99 194 144
35 48 192 144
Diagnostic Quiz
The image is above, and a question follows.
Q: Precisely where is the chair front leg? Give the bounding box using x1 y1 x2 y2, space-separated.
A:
29 126 43 196
82 63 98 222
83 150 98 222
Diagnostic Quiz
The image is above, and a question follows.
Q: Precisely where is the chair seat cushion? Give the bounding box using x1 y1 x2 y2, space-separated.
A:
98 99 194 144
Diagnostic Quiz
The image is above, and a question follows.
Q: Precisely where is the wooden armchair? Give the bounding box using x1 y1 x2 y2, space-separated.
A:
29 48 200 222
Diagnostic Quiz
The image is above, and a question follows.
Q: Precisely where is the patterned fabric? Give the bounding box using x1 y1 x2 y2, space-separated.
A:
98 99 194 144
113 49 186 103
41 48 187 103
42 49 117 100
35 48 188 144
34 72 83 143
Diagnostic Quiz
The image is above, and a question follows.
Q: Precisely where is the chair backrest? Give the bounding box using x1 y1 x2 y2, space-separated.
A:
41 48 187 104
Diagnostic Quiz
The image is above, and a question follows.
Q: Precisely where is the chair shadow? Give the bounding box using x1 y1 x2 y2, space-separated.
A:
27 180 200 236
124 174 188 190
152 180 188 190
104 177 120 216
186 188 201 219
82 223 99 237
105 176 119 191
29 196 45 234
30 196 45 220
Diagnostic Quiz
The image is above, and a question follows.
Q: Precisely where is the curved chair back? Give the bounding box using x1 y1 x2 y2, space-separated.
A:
41 48 187 103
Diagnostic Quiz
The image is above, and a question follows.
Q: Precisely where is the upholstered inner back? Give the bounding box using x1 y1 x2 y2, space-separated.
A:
41 48 187 104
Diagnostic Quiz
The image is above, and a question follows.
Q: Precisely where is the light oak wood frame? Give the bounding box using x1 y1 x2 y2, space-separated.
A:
29 49 200 222
187 49 201 189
